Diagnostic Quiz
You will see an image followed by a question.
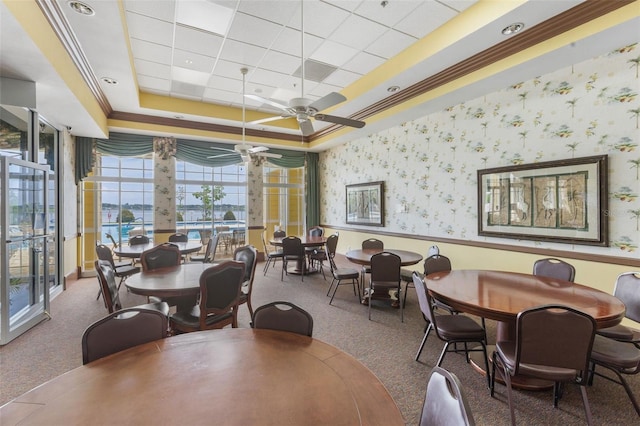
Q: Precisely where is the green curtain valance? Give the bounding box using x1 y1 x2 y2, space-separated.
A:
95 132 154 156
175 139 241 167
75 136 94 184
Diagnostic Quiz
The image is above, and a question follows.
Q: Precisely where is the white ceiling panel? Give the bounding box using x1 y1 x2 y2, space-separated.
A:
135 59 172 80
124 0 177 22
172 49 216 73
227 13 284 47
366 29 416 59
329 14 388 51
353 0 420 27
311 40 359 68
138 75 171 92
130 38 173 65
125 12 175 46
174 25 224 57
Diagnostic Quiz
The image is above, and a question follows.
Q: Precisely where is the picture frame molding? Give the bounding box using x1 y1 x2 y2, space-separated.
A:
346 181 385 227
477 155 608 246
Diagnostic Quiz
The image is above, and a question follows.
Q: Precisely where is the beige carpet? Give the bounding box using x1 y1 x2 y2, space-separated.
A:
1 255 638 425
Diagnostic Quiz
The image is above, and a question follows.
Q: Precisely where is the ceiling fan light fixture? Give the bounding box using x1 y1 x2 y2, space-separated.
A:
502 22 524 35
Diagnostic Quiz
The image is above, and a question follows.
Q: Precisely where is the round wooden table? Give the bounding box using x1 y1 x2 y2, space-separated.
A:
345 248 423 267
346 248 423 295
424 269 626 389
0 329 404 425
270 236 328 275
113 241 202 258
125 263 210 298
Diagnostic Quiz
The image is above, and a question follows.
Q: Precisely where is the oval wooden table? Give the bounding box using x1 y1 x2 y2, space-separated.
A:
424 269 626 389
125 263 210 298
0 329 404 426
113 241 202 259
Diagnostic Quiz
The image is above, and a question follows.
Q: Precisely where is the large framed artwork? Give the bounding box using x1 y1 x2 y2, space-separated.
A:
346 181 385 226
477 155 608 246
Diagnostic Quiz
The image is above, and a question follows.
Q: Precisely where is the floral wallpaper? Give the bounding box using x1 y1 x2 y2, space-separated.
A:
247 158 264 227
153 137 176 230
320 43 640 259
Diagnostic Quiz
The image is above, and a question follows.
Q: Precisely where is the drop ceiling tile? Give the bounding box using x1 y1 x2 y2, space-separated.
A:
328 14 388 51
137 74 171 92
353 0 421 27
440 0 478 13
251 68 294 90
237 1 298 26
207 75 242 92
259 50 300 75
124 0 176 23
126 12 174 46
366 29 416 59
176 0 234 36
311 40 359 68
306 82 342 99
218 39 267 67
171 80 206 98
394 2 457 39
130 38 172 65
322 1 363 13
227 13 284 49
203 87 239 105
174 25 224 58
172 66 210 85
322 68 361 88
271 28 322 58
135 59 171 80
297 2 350 39
213 59 251 81
342 51 385 74
173 49 216 73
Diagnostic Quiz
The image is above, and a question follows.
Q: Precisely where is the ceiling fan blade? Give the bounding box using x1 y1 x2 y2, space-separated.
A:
257 152 282 159
245 94 291 113
247 146 268 154
299 119 314 136
248 115 292 125
308 92 346 112
315 114 365 129
207 152 238 159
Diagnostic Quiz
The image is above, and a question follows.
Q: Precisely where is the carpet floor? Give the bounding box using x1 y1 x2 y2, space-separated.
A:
1 254 638 425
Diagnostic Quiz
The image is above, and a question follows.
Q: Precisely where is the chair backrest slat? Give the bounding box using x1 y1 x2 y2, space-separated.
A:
252 301 313 336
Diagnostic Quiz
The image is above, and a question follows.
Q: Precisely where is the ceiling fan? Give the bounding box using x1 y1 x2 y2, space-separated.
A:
208 68 282 163
246 1 365 137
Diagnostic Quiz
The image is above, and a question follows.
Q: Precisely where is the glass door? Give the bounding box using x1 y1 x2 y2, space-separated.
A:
1 156 51 345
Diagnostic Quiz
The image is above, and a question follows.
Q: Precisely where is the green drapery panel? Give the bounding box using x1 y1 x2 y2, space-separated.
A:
75 137 94 184
305 152 320 228
267 148 306 168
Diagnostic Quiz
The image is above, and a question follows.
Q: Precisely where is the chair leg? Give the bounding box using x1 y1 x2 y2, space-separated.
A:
436 342 450 367
504 369 517 426
480 342 491 389
490 352 497 397
329 280 340 305
326 278 336 296
415 323 433 361
579 386 594 426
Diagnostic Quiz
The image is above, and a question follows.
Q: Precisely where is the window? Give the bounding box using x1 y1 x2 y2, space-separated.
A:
175 160 247 239
82 153 153 271
264 164 305 237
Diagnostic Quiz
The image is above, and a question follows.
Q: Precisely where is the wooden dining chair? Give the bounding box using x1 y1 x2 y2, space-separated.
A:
233 244 258 317
128 234 149 246
490 305 596 425
533 257 576 282
95 244 140 300
169 260 245 333
420 366 475 426
190 233 220 263
596 272 640 347
281 236 305 282
140 243 181 272
367 251 403 322
325 233 361 305
414 272 490 388
95 260 169 315
252 301 314 337
361 238 384 286
81 305 169 364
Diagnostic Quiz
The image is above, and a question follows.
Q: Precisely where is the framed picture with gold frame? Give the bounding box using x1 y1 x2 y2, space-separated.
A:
477 155 608 246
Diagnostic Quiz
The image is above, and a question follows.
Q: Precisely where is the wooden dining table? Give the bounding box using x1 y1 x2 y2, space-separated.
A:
424 269 626 389
125 263 212 312
345 248 423 294
270 235 328 275
113 241 202 258
0 328 404 425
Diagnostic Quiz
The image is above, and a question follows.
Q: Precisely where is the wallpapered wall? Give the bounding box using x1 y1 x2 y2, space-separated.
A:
320 43 639 259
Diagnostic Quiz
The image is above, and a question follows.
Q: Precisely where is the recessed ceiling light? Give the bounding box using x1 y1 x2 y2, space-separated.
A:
68 1 95 16
174 115 184 119
101 77 118 85
502 22 524 35
387 86 400 93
